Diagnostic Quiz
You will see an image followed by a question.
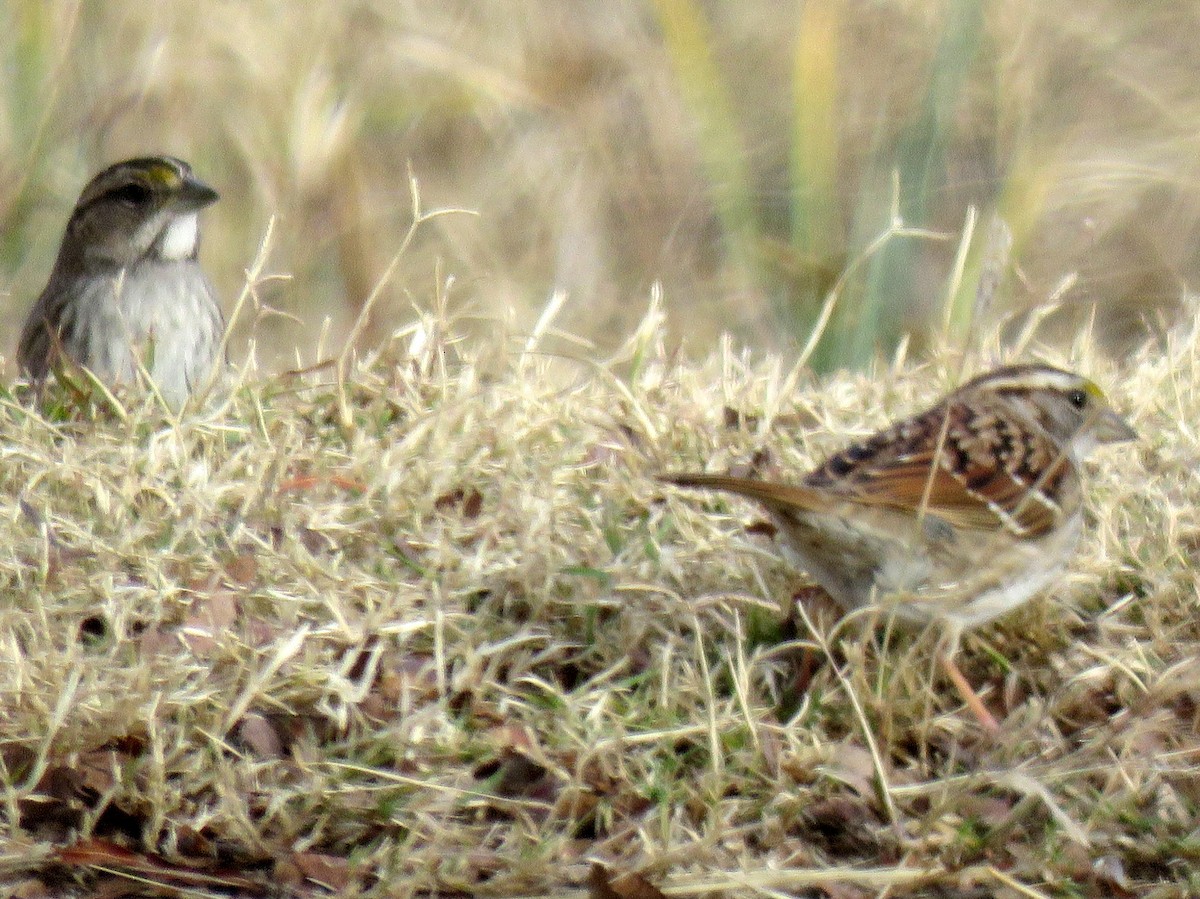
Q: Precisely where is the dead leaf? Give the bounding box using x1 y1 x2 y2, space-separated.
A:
173 825 217 859
75 749 126 795
435 488 465 511
773 407 822 430
237 713 283 759
475 749 557 802
822 741 880 798
138 625 180 656
588 863 621 899
344 636 382 681
588 863 666 899
292 852 351 890
434 487 484 518
328 474 367 493
488 723 539 755
181 590 240 656
225 552 258 586
299 526 337 555
379 654 439 703
277 472 366 494
272 856 304 891
19 764 94 838
57 839 266 892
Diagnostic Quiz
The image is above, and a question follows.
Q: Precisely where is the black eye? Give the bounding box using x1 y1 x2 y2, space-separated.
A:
108 182 152 206
1067 389 1087 410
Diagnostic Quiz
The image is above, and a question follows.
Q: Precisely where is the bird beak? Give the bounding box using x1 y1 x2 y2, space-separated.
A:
1094 408 1137 444
175 174 219 211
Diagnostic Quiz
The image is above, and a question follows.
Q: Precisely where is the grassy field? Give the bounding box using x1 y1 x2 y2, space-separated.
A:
1 2 1198 896
0 298 1193 896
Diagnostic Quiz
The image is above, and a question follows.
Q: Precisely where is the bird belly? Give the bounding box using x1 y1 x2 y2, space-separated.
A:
73 263 221 407
932 514 1084 629
774 508 931 619
774 504 1083 629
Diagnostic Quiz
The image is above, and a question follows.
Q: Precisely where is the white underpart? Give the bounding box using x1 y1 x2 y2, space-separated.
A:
72 260 221 408
158 212 199 260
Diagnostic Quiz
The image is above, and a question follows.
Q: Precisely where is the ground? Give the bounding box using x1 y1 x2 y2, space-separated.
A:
0 301 1194 898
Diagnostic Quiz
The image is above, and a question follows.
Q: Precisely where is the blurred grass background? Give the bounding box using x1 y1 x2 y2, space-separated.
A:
1 0 1198 373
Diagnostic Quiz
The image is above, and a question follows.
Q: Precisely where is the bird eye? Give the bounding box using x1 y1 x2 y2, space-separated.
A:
108 182 152 206
1067 389 1087 409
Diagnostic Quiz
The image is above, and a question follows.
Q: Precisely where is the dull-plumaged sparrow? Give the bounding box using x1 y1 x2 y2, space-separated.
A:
662 364 1137 732
17 156 224 409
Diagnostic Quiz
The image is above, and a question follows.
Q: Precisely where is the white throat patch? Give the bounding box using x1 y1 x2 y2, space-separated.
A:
158 212 199 260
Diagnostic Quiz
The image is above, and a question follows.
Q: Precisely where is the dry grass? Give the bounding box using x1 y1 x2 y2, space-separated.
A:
0 290 1194 897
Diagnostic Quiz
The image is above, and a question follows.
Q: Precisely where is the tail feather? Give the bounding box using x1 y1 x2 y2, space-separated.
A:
658 472 823 512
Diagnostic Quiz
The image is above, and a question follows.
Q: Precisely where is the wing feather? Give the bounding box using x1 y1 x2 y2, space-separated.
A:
802 401 1070 536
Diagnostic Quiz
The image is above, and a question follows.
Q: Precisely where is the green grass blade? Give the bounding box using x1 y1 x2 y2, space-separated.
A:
649 0 761 290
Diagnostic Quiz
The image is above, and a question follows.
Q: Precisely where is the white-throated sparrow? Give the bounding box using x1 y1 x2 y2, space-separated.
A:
17 156 224 408
662 364 1137 731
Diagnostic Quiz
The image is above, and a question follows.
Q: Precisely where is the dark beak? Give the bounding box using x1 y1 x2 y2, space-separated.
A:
1094 408 1137 444
176 174 219 211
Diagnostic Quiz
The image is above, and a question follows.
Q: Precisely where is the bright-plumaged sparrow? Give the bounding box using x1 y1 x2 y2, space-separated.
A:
662 364 1137 732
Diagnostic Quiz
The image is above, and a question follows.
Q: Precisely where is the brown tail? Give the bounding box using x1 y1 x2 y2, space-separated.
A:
658 472 823 512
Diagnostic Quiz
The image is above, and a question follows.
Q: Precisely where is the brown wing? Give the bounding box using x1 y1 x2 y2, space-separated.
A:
17 282 68 379
803 400 1072 536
